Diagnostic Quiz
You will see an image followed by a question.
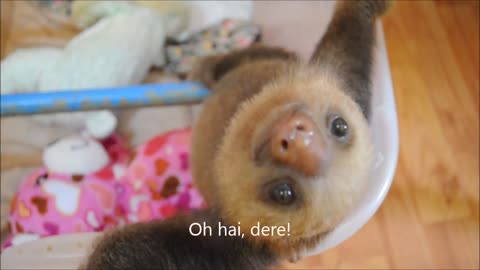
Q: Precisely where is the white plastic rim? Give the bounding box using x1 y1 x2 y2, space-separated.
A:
1 232 102 269
307 22 399 256
0 23 398 270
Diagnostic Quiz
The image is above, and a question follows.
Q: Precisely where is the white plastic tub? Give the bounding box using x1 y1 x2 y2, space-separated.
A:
1 15 398 270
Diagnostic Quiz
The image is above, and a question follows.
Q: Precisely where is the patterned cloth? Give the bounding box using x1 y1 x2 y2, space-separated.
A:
2 128 205 249
118 128 205 224
165 19 261 75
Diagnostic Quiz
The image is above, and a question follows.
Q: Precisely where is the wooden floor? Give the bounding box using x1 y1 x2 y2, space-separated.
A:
281 1 480 269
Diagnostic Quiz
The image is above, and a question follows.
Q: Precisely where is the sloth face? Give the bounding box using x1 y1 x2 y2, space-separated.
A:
213 68 374 253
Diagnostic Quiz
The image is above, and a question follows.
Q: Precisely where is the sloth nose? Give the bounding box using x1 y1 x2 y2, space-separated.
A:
271 113 324 176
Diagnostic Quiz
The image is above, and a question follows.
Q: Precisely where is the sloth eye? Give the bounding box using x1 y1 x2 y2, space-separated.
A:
269 182 296 206
329 116 349 139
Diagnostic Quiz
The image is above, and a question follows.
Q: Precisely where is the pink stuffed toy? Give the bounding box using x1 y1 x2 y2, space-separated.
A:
118 128 205 224
3 128 205 250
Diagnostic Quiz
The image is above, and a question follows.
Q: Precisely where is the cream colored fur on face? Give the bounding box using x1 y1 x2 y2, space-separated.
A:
214 65 374 247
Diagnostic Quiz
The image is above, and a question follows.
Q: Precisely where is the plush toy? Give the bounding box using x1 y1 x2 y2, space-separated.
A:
0 0 189 129
0 1 257 132
2 131 129 248
1 0 188 92
0 0 256 95
118 128 204 224
2 128 205 250
70 0 189 68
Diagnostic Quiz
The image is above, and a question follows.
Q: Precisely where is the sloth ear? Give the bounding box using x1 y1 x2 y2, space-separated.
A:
189 45 298 90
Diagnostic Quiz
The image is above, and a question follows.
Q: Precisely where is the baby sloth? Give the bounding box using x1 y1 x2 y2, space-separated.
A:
85 1 391 269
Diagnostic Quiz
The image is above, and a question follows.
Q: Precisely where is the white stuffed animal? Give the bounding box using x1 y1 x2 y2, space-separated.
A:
43 133 110 175
42 110 120 175
0 0 253 134
0 1 188 133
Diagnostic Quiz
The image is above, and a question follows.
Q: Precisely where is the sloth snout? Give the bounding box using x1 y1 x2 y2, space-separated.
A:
271 112 325 177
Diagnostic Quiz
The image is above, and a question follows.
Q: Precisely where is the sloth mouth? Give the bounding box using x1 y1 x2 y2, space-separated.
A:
251 226 331 248
285 228 330 245
261 229 332 261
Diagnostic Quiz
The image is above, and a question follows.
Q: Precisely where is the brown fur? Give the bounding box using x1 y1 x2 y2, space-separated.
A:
84 1 392 268
191 0 391 261
209 66 374 260
310 0 392 118
191 58 299 205
188 45 298 89
83 209 276 269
